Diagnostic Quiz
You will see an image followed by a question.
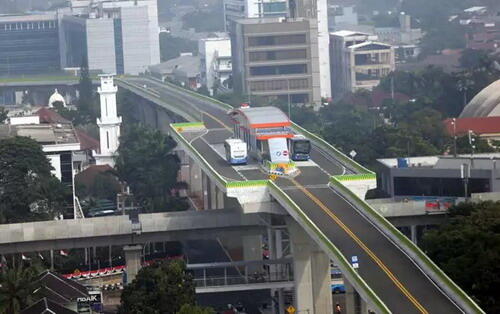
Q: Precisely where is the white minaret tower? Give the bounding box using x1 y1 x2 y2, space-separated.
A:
94 74 122 167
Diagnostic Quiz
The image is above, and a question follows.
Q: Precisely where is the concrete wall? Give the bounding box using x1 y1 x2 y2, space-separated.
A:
86 18 116 73
121 6 151 75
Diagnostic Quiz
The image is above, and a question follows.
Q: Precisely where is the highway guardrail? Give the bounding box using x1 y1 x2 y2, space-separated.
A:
329 177 485 314
268 181 390 314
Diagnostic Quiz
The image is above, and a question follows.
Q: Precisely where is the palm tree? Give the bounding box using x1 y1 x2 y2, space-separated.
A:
0 265 39 314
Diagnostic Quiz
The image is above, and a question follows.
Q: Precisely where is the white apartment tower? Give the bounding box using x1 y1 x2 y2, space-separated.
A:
95 74 122 167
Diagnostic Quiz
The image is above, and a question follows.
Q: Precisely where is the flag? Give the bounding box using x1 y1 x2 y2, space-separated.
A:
60 250 69 256
21 254 31 261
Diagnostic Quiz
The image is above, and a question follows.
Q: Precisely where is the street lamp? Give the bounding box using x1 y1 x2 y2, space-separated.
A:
451 118 457 157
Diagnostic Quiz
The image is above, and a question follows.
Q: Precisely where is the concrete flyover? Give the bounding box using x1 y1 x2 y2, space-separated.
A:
0 209 265 255
116 76 484 314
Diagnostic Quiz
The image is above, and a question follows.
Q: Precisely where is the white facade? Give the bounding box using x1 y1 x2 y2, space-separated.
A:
199 37 232 95
316 0 332 99
95 74 122 167
330 31 395 97
223 0 289 31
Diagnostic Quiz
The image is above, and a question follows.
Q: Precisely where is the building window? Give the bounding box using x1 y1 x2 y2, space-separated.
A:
248 34 306 47
250 64 307 76
106 131 110 150
249 49 307 61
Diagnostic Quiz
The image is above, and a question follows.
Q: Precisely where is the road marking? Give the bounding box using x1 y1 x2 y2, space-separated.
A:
202 112 232 131
289 178 429 314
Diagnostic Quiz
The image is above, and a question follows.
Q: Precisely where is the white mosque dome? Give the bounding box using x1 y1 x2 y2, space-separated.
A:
460 80 500 118
48 89 66 108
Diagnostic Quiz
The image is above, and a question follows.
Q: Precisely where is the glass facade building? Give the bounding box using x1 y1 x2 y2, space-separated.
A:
0 15 60 75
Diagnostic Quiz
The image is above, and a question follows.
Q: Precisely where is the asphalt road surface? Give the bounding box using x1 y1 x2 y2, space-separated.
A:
120 77 465 313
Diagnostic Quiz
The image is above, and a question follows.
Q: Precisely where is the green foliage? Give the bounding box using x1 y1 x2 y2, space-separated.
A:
115 125 187 212
76 59 98 125
422 201 500 313
182 7 224 32
76 172 121 201
118 260 195 314
0 136 69 223
177 304 215 314
160 34 197 62
455 135 496 154
0 265 41 314
0 107 8 123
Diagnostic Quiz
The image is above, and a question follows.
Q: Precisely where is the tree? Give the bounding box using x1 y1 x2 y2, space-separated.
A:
115 125 187 212
0 136 69 223
422 201 500 313
76 58 96 125
118 260 196 314
0 107 8 123
177 304 215 314
0 265 40 314
160 34 197 62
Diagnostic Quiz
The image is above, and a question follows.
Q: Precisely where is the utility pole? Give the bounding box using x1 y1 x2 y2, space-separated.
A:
452 118 457 157
287 79 291 119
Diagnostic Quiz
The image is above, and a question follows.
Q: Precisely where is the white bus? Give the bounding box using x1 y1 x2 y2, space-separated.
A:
224 139 248 165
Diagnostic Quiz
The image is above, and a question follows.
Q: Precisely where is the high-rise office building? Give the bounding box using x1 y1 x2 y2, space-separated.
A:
0 13 61 75
226 0 331 99
223 0 289 31
232 17 321 105
61 0 160 75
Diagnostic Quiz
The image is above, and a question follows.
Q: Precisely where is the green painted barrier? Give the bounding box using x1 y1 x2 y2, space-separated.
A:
171 122 205 129
268 181 390 313
329 177 485 314
333 173 376 181
291 123 374 175
226 180 268 188
170 124 227 187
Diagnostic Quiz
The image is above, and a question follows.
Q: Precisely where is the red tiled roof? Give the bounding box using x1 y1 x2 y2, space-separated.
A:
36 107 70 124
75 129 100 152
443 116 500 136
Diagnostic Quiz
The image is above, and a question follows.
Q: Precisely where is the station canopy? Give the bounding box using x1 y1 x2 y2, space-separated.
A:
230 106 290 128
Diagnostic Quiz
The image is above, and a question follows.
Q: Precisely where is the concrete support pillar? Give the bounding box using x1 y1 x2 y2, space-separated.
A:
210 180 218 209
344 279 369 314
202 171 209 210
189 158 202 201
216 185 224 209
243 235 262 273
288 219 332 314
410 225 418 244
124 245 142 285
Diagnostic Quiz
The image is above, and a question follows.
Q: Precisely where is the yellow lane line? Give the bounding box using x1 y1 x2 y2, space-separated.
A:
290 178 429 314
202 111 232 131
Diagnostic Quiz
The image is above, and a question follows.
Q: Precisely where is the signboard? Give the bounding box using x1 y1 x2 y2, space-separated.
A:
77 292 103 313
351 255 359 269
268 138 290 163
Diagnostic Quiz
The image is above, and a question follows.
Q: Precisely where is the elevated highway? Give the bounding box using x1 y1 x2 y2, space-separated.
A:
0 210 264 254
116 76 483 314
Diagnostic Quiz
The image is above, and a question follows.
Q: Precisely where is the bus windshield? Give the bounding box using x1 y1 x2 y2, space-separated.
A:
293 140 311 153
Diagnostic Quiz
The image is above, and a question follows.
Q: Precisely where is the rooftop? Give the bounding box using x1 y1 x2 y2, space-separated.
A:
149 55 201 77
444 116 500 136
331 30 371 37
0 109 80 149
460 79 500 118
231 106 290 127
378 154 500 170
21 298 77 314
0 13 57 23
